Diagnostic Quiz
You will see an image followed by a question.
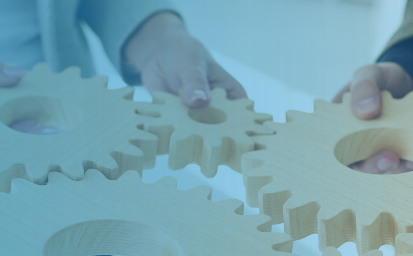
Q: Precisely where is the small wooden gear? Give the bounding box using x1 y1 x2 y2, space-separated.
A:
0 64 158 193
0 169 295 255
242 91 413 254
135 88 273 177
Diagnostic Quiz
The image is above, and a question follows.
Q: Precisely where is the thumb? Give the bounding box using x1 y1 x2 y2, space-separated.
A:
352 150 400 174
180 66 211 108
350 65 383 120
0 62 27 87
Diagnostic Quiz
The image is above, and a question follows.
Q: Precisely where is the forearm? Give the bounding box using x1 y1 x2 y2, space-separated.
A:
124 12 186 72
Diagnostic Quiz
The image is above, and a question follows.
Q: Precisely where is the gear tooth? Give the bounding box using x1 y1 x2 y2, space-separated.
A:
317 207 356 248
0 164 31 193
83 169 107 180
396 233 413 254
363 250 383 256
187 185 212 200
10 177 35 194
31 62 51 74
244 168 274 207
56 163 84 182
83 154 119 180
342 92 351 106
243 214 272 232
263 232 294 253
258 182 292 225
234 97 254 109
286 110 308 122
321 247 342 256
170 134 222 178
109 86 134 100
283 195 320 240
214 199 244 215
357 212 398 254
46 171 74 185
117 169 142 183
135 102 164 118
247 123 275 136
61 66 82 77
263 121 284 133
252 134 274 148
111 141 144 177
253 112 273 124
129 130 158 169
211 87 227 99
314 99 330 112
151 91 177 104
152 176 177 188
168 132 200 170
242 149 266 173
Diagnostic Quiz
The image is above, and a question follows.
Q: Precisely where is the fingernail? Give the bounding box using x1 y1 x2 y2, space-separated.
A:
3 66 26 78
356 97 378 114
190 90 207 102
377 158 397 172
406 161 413 170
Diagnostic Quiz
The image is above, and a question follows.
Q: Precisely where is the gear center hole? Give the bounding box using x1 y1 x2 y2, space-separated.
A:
188 106 227 124
44 220 183 256
334 128 413 174
0 96 81 135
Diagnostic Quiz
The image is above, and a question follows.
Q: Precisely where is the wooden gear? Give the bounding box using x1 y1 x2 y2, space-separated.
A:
321 246 413 256
0 169 295 255
0 63 158 193
242 91 413 254
135 88 273 177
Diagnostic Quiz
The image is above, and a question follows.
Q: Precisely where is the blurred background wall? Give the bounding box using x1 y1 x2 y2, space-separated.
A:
170 0 406 100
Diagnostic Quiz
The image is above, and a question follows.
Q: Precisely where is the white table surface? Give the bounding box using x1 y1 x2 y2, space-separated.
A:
100 47 395 255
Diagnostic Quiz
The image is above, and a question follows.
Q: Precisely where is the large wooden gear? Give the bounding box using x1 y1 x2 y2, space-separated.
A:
0 64 158 192
242 91 413 254
135 88 273 177
0 169 294 255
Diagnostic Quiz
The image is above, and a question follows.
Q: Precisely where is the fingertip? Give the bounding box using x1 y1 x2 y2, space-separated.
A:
183 89 211 108
374 150 400 174
351 95 382 120
351 80 382 120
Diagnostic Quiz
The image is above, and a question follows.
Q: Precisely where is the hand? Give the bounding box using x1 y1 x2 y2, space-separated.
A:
124 12 247 108
333 62 413 174
0 62 27 87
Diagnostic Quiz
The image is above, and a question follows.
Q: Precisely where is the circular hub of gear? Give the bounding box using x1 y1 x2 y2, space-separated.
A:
135 88 274 177
0 64 158 192
242 91 413 254
0 169 294 255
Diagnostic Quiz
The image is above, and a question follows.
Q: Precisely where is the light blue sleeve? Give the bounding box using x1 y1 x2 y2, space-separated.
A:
79 0 180 85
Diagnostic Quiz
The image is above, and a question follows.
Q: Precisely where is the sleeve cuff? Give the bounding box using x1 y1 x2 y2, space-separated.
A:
377 36 413 81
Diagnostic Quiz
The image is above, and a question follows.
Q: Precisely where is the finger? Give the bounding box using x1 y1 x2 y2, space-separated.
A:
0 63 27 87
352 150 400 174
180 65 211 108
140 64 173 94
350 65 383 120
208 62 247 100
332 82 350 103
377 62 413 98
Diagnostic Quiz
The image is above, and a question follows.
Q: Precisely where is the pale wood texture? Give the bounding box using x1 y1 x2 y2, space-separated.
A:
0 63 157 193
321 246 413 256
242 91 413 254
135 88 273 177
396 233 413 253
0 169 295 255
